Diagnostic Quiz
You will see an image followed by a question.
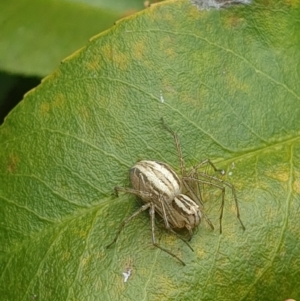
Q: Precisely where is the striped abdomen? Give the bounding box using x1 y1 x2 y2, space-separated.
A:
130 160 181 203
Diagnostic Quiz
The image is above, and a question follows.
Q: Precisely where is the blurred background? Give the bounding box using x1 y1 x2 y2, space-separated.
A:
0 0 161 124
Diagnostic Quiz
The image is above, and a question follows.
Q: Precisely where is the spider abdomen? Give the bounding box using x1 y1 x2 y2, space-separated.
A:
130 160 181 203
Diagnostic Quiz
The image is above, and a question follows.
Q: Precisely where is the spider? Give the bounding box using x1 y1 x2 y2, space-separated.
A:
106 119 245 265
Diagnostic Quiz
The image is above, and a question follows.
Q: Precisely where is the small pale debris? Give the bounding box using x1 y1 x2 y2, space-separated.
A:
122 268 131 283
228 171 233 176
220 169 226 175
160 91 165 103
231 162 235 169
144 1 150 7
191 0 251 10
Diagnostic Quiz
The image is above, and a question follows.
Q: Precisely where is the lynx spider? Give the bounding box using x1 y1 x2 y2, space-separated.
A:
106 119 245 265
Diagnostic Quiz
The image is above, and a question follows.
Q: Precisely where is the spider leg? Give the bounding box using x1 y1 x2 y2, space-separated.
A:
181 177 215 230
161 118 186 177
193 172 245 231
106 203 151 248
158 196 194 251
183 176 245 233
149 203 186 266
187 158 225 177
114 186 151 200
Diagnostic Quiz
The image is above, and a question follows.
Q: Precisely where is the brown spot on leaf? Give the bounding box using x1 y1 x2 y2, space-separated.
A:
7 154 20 173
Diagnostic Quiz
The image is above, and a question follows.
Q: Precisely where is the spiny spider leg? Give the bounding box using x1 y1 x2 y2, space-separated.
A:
107 187 188 265
106 202 151 248
161 117 186 177
184 176 245 233
162 119 221 231
149 203 186 265
189 171 246 232
181 179 214 230
188 158 225 177
158 196 194 250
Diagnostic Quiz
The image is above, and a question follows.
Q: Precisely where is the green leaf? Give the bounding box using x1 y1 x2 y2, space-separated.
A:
0 0 141 77
1 0 300 300
69 0 146 13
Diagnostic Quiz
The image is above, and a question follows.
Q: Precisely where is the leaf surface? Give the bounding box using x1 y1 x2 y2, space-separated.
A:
1 0 300 300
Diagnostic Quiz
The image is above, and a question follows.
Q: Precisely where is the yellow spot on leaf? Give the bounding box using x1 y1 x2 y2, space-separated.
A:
285 0 299 7
224 14 246 29
63 251 71 261
226 71 249 91
40 103 50 114
265 169 289 182
133 41 146 60
7 154 20 173
100 44 129 71
81 255 91 266
53 94 65 107
40 94 65 116
100 43 113 62
159 36 176 59
79 106 89 120
293 179 300 194
196 248 205 258
86 56 101 70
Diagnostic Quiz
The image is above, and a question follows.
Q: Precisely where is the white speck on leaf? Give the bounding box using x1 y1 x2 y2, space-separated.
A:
122 268 131 283
160 91 165 103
